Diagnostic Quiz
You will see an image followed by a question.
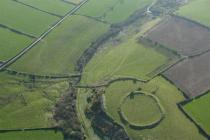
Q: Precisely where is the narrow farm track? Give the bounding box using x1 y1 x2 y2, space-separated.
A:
0 0 88 71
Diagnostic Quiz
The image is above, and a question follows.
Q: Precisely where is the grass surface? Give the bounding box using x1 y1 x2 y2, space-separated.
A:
82 27 170 84
0 130 63 140
104 77 205 140
64 0 82 4
0 72 69 129
78 0 152 23
83 39 168 84
0 0 59 36
10 15 109 75
121 93 162 125
184 92 210 135
17 0 74 16
177 0 210 27
0 28 33 61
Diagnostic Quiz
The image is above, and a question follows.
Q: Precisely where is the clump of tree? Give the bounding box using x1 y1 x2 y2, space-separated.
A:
151 0 180 15
54 88 85 140
76 27 120 74
85 89 130 140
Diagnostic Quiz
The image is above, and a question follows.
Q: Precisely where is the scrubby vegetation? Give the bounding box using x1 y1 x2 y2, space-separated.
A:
85 89 130 140
54 88 85 140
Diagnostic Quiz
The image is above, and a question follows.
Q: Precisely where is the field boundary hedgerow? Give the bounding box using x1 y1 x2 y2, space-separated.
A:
73 76 147 89
61 0 78 6
74 13 111 25
12 0 62 18
138 36 185 80
75 27 121 73
0 23 36 39
0 0 88 71
0 127 59 133
177 101 210 139
4 68 81 80
172 14 210 32
0 127 62 139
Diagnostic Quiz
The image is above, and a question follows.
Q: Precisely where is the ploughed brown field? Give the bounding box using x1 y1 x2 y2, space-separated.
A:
146 16 210 56
163 51 210 98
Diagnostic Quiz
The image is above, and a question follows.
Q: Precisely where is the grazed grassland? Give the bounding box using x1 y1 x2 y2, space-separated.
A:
0 28 33 61
10 15 109 75
0 130 63 140
0 72 69 129
0 0 59 36
78 0 152 23
17 0 75 16
184 92 210 135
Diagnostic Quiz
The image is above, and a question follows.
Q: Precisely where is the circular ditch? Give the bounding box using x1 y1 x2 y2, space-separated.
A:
118 91 165 129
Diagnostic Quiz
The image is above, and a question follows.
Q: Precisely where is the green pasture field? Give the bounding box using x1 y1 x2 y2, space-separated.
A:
81 38 169 84
0 28 33 61
121 93 162 125
78 0 152 23
177 0 210 27
183 92 210 135
104 0 152 23
0 72 69 129
17 0 75 16
77 0 118 18
10 15 109 75
104 77 205 140
0 130 63 140
0 0 59 37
